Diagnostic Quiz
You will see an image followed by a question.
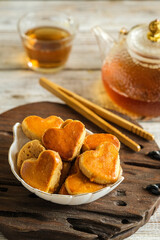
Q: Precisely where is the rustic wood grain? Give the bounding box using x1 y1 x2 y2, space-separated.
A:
0 0 159 71
0 1 160 32
0 102 159 240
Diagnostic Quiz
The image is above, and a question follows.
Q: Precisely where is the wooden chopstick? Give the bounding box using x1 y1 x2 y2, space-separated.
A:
59 86 154 141
40 78 154 141
39 77 141 152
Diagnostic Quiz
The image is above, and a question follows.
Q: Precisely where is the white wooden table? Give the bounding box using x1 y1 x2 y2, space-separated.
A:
0 1 159 239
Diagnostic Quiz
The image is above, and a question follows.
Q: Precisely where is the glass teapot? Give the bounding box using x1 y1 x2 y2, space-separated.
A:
93 20 160 118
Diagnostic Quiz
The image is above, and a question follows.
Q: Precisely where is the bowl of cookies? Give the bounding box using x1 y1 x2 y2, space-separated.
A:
8 115 124 205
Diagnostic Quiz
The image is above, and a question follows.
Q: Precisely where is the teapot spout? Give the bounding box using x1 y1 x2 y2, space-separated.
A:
93 26 115 62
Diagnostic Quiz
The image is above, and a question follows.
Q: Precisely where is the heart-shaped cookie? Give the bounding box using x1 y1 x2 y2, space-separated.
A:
64 157 105 195
59 156 79 195
20 150 62 193
61 119 73 128
17 139 45 170
42 120 86 161
79 142 120 184
82 133 120 152
59 183 69 195
22 115 64 140
56 161 71 192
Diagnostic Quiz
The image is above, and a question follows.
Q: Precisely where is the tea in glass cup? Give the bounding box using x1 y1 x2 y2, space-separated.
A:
18 12 78 72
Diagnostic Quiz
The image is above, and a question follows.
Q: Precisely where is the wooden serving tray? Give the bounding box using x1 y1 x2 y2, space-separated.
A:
0 102 160 240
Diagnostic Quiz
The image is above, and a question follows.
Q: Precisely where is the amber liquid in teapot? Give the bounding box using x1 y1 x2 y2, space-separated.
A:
102 39 160 117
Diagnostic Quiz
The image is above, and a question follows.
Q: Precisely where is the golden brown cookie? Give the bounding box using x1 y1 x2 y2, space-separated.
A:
56 161 72 192
20 150 62 193
65 157 105 195
59 183 69 195
61 119 73 128
22 115 63 140
79 142 120 184
82 133 120 152
17 140 45 170
42 120 86 161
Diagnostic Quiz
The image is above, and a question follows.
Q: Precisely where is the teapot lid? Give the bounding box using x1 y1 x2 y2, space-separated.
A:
127 19 160 63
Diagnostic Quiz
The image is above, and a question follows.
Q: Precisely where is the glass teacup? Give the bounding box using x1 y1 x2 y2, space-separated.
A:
18 12 78 73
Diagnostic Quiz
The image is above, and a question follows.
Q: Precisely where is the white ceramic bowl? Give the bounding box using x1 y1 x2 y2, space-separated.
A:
8 123 124 205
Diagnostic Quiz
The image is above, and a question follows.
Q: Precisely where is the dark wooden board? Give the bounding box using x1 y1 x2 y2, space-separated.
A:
0 102 160 240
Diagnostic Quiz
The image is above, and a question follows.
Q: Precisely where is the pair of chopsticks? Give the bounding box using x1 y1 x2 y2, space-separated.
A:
39 77 154 152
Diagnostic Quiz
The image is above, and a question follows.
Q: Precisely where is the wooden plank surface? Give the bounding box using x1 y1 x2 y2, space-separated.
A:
0 1 159 240
0 102 160 240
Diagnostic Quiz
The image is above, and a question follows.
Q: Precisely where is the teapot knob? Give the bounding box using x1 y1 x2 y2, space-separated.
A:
147 19 160 42
120 27 128 35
